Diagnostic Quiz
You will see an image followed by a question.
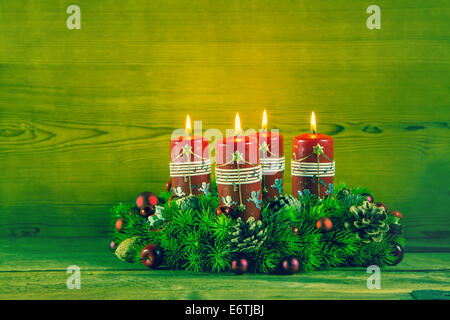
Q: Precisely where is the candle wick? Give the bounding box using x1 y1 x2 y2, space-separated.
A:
312 130 316 134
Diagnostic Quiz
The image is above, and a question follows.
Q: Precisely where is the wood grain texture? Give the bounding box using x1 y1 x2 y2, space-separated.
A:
0 1 449 247
0 238 449 299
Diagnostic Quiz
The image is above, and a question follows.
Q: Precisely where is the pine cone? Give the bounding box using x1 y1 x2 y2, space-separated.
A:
345 201 389 243
337 188 351 199
115 236 143 262
229 217 268 256
337 188 365 209
268 194 303 213
175 195 200 211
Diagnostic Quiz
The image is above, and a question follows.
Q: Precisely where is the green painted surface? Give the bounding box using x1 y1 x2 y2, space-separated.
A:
0 238 449 299
0 2 448 246
0 1 449 299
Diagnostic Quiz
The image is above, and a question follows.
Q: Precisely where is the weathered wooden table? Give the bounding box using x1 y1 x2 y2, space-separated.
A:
0 238 448 299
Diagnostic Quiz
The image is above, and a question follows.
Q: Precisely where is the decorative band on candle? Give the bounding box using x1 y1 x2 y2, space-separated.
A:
169 160 212 178
291 160 335 177
260 157 285 174
215 166 262 185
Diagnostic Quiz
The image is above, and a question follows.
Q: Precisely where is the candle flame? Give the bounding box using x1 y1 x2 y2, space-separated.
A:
186 114 192 135
234 113 242 136
262 110 268 130
311 112 316 134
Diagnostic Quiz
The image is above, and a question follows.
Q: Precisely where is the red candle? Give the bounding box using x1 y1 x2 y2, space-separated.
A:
169 115 211 197
250 110 285 201
292 112 335 198
215 113 262 221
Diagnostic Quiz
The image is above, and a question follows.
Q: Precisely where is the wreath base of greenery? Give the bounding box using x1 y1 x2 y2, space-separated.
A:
110 183 405 273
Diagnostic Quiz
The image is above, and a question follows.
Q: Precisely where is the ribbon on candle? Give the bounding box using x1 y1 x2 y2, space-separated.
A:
216 151 261 209
291 143 335 195
170 145 210 195
291 161 335 177
215 166 262 185
169 159 212 177
260 157 285 174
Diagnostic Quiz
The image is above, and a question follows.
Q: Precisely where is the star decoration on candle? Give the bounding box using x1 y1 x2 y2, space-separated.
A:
182 144 192 155
312 143 324 156
233 151 244 163
259 141 270 153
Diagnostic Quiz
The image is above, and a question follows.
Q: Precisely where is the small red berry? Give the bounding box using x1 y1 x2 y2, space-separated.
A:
361 193 374 203
231 258 248 274
168 195 179 208
316 217 333 232
165 178 172 192
115 218 124 232
389 210 403 219
376 202 387 212
282 257 299 274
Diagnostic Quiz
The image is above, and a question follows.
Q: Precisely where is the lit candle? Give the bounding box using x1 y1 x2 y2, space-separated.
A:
169 115 211 197
250 110 285 201
291 112 335 198
215 113 262 221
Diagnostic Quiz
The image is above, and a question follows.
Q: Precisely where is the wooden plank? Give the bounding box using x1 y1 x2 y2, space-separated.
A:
1 238 449 272
0 238 449 299
1 269 450 299
0 1 449 244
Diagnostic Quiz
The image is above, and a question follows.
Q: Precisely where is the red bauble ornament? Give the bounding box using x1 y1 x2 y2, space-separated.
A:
361 193 374 203
140 208 151 218
292 226 299 235
387 242 404 266
375 202 387 212
136 191 158 215
389 210 403 219
282 257 299 274
316 217 333 232
165 178 172 192
168 195 180 208
115 218 124 232
231 258 248 275
140 244 164 269
216 206 235 217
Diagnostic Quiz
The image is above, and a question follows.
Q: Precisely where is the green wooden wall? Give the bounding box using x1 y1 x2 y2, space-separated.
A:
0 1 449 249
